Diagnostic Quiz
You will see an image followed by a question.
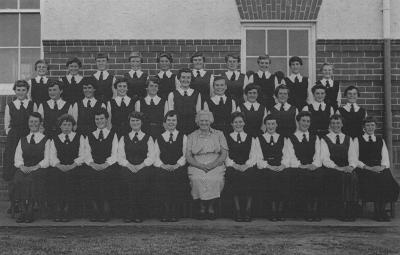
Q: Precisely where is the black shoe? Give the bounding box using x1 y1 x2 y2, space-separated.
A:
381 212 391 222
313 215 322 222
243 211 252 222
169 217 178 222
207 212 217 220
160 216 169 222
25 214 34 223
16 214 25 223
269 216 278 222
197 211 207 220
123 218 131 223
234 211 243 222
133 218 143 223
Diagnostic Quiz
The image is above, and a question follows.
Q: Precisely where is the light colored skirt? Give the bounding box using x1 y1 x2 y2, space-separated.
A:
188 153 225 200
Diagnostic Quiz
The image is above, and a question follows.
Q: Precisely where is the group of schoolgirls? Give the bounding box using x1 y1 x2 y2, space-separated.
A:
3 51 398 224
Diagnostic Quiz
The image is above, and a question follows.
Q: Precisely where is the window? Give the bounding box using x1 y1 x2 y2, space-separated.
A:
241 23 316 83
0 0 41 93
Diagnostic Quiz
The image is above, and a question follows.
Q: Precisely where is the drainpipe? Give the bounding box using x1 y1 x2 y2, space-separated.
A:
382 0 393 168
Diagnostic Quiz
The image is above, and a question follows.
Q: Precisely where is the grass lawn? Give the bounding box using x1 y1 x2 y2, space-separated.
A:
0 225 399 255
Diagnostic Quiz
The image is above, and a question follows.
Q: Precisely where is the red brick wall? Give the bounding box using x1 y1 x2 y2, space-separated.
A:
235 0 323 20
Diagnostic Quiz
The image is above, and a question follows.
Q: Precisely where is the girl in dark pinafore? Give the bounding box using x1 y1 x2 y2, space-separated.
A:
118 111 155 223
223 54 247 105
157 53 177 100
60 57 85 104
90 53 116 104
28 59 50 106
124 52 148 101
190 52 213 106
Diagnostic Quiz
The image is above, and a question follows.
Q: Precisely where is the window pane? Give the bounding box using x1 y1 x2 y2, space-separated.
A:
289 30 308 56
246 30 265 56
0 14 18 46
21 13 41 46
21 48 40 80
269 57 288 76
20 0 40 9
267 30 287 56
0 0 17 9
0 48 18 83
246 57 259 73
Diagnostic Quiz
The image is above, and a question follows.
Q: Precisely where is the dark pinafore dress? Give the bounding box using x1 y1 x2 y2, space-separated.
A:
191 71 212 107
158 72 176 100
60 76 85 104
110 98 135 139
308 104 331 138
253 73 276 110
284 76 309 111
76 100 103 137
338 107 366 139
207 96 233 135
173 90 199 135
42 101 71 138
124 71 148 101
269 105 297 138
140 98 165 139
30 78 50 105
239 103 265 138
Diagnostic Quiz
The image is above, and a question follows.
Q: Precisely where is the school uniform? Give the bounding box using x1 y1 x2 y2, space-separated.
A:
37 99 73 138
315 79 341 111
13 132 50 208
338 103 367 139
158 70 177 100
191 69 213 106
284 74 312 111
91 70 116 103
28 76 50 105
248 71 279 110
320 132 358 204
118 130 155 220
107 95 135 138
124 69 148 100
225 131 258 197
204 95 236 135
255 133 291 203
60 74 85 104
303 102 334 138
356 134 399 203
224 70 247 104
154 130 189 218
3 99 34 182
135 95 168 139
237 101 267 138
49 132 86 218
268 102 298 138
286 131 323 204
167 88 202 135
72 98 106 137
83 128 119 218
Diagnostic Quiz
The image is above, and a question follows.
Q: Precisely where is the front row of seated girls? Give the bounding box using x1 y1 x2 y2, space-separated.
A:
11 106 399 223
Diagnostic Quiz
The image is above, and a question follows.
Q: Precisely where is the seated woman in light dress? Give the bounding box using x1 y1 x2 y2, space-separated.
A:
186 110 228 220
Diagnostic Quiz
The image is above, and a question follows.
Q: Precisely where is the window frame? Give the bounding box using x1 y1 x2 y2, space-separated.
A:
240 22 316 85
0 0 42 95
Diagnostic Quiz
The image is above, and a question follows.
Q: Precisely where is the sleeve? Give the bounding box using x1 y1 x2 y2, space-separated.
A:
381 139 390 168
307 78 313 104
225 156 235 167
245 75 254 89
209 74 214 98
49 139 59 167
106 101 112 129
112 76 117 99
27 80 32 100
4 104 10 135
330 106 335 116
186 133 193 157
101 103 107 109
320 138 337 168
274 76 280 88
164 100 169 116
218 131 228 151
177 135 187 166
281 138 291 167
167 92 174 111
196 93 202 112
254 138 267 169
143 137 155 166
236 105 241 112
337 86 342 108
117 136 128 167
245 138 258 166
67 105 74 117
74 135 87 166
348 138 359 168
135 100 140 112
38 139 51 168
84 137 94 165
14 140 24 168
203 101 209 111
105 134 118 165
286 138 301 168
231 100 237 113
244 75 250 89
312 137 322 167
71 103 78 123
302 105 309 112
153 140 163 167
37 103 44 118
175 76 181 90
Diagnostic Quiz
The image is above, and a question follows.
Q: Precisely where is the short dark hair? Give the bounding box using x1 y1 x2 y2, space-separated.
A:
129 111 144 122
57 113 76 127
344 85 360 97
330 114 343 123
230 111 246 124
29 112 43 123
257 54 271 64
66 57 82 68
190 52 205 63
289 56 303 66
13 80 30 91
94 108 109 119
311 84 327 94
113 77 129 89
82 78 98 90
164 110 178 123
48 79 64 90
213 75 226 86
225 54 240 63
274 84 289 97
157 52 173 63
296 111 312 122
363 116 377 126
263 114 278 124
244 83 259 94
95 53 109 60
146 76 160 87
34 59 49 71
177 68 192 79
320 62 333 71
